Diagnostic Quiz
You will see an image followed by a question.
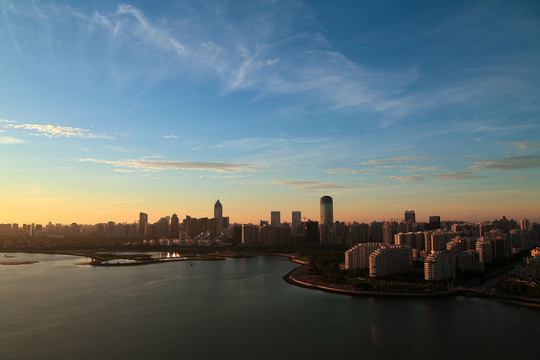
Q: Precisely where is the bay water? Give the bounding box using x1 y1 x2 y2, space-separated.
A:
0 253 538 359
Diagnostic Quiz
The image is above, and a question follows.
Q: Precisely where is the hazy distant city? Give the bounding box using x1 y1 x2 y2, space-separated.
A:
2 195 539 285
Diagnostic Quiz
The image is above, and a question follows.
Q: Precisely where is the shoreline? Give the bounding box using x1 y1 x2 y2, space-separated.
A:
283 263 540 309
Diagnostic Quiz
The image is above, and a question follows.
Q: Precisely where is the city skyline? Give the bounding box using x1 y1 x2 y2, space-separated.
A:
1 0 539 224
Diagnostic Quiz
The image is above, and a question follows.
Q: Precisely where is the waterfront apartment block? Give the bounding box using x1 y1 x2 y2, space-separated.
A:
344 242 384 270
424 250 455 281
516 247 540 281
369 245 412 277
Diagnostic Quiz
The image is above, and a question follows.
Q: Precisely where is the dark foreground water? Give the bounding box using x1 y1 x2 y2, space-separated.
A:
1 253 538 360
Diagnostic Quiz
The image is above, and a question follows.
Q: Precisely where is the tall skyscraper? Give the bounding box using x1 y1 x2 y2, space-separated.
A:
292 211 301 234
214 200 224 232
214 200 223 219
170 213 180 239
271 211 281 227
404 210 416 223
320 196 333 226
139 212 148 238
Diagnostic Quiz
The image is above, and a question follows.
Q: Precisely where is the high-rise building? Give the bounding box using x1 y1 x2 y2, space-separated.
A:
214 200 224 232
425 250 455 281
170 214 180 239
291 211 302 235
214 200 223 219
320 196 333 226
369 245 412 277
107 221 115 238
320 196 334 244
271 211 281 227
139 212 148 238
370 221 383 243
404 210 415 223
345 242 384 270
304 220 319 243
429 216 441 230
382 221 397 244
521 218 530 231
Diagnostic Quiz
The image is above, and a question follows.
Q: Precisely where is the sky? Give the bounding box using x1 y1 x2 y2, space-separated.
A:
1 0 539 225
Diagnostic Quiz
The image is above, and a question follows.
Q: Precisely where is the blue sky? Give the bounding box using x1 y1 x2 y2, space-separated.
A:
1 0 539 224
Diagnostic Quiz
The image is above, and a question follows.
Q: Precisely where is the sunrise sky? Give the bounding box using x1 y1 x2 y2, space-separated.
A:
1 0 539 225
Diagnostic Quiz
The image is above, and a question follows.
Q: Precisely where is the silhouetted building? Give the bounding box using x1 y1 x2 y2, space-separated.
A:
170 214 180 239
429 216 441 230
271 211 281 227
214 200 225 232
370 221 383 243
304 221 319 243
292 211 302 235
320 196 333 226
405 210 416 223
139 212 148 238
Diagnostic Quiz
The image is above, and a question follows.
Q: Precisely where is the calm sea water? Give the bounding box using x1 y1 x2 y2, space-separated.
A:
0 253 538 360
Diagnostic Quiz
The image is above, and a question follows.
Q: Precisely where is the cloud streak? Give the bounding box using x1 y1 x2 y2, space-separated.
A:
0 119 112 139
358 156 429 165
0 136 26 144
387 172 485 183
513 141 540 149
79 158 254 173
470 155 540 171
273 180 351 189
324 168 377 175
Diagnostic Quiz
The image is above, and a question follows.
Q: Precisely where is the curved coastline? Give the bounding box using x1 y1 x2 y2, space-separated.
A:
282 262 540 309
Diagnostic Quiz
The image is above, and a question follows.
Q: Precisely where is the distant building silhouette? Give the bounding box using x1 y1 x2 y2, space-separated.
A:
429 216 441 230
139 212 148 238
320 196 333 226
320 195 333 244
214 200 224 232
404 210 415 223
214 200 222 219
271 211 281 227
170 214 180 239
291 211 302 235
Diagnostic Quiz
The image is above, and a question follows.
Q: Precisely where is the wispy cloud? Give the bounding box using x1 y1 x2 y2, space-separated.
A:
387 172 485 182
513 141 540 149
358 156 429 165
0 136 26 144
323 168 377 175
163 135 179 139
0 119 112 139
273 180 351 189
3 2 417 116
470 155 540 171
211 175 246 179
215 137 328 151
113 169 135 173
79 158 254 173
